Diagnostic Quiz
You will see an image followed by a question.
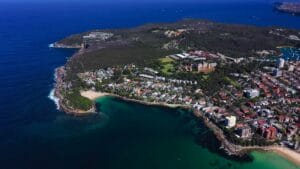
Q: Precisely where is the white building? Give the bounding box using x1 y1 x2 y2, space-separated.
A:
288 35 300 41
288 65 295 72
144 67 159 74
139 74 154 79
175 53 189 59
83 32 113 41
225 116 236 128
244 89 260 99
277 58 285 68
273 68 282 77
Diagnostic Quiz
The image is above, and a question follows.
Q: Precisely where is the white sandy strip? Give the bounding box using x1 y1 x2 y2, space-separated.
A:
268 146 300 166
80 90 110 100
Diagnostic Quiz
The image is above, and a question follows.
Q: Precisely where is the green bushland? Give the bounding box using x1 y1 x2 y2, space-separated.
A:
65 44 177 84
57 34 83 46
65 90 93 111
57 19 300 96
179 24 299 58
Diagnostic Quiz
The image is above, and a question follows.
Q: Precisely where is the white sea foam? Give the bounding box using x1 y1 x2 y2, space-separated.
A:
48 88 60 110
54 69 58 80
48 43 54 48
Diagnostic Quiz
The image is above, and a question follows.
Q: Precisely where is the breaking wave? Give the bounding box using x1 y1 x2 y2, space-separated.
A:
48 43 54 48
48 88 60 110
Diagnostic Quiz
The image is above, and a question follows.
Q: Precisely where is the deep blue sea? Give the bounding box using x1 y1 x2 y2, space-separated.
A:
0 2 300 169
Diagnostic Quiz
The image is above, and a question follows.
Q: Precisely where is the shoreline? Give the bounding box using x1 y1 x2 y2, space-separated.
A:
53 64 300 166
49 42 82 49
78 90 300 166
53 67 96 116
80 90 187 109
51 36 300 165
193 109 300 167
267 146 300 167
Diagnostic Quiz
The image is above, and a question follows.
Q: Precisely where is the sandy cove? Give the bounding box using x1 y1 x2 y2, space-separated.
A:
79 90 300 166
80 90 110 100
239 145 300 166
227 145 300 166
80 90 186 109
268 146 300 167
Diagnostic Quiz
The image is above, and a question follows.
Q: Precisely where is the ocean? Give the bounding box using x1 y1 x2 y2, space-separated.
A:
0 2 299 169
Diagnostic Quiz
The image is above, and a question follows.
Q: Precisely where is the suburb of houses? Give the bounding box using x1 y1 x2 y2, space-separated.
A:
75 43 300 153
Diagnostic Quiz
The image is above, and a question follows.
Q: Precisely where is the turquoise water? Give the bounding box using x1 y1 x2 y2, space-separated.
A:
89 96 299 169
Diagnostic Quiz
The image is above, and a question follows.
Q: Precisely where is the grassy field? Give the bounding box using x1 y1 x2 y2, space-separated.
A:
158 57 175 75
224 76 241 88
202 75 209 80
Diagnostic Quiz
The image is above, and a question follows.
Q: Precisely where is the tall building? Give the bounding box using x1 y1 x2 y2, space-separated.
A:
273 68 282 77
277 58 285 68
262 126 277 140
225 116 236 128
197 62 217 73
236 126 252 139
288 65 295 72
294 141 299 150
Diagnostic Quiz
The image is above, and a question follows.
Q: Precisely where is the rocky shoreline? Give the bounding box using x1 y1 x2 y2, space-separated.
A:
54 66 184 115
54 69 300 166
50 42 82 49
101 93 300 166
54 67 96 116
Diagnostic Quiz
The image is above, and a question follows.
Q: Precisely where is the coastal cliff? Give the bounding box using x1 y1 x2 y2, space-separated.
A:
51 43 82 49
54 66 96 115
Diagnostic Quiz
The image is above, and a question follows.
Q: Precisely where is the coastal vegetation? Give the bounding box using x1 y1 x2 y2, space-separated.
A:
64 89 93 111
53 19 300 165
59 19 299 79
56 34 83 47
66 45 177 79
58 20 299 109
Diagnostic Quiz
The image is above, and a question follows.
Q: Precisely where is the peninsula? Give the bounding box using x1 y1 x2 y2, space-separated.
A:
275 2 300 15
52 19 300 165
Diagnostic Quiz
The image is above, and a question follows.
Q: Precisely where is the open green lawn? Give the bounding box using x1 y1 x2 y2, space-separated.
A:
159 57 175 75
159 57 174 63
202 75 209 80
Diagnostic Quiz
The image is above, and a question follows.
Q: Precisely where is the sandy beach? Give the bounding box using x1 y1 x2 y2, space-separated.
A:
80 90 110 100
267 146 300 166
80 90 185 108
80 90 300 166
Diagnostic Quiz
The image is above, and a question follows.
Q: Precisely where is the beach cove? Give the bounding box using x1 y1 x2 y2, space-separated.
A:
80 90 300 167
90 96 300 169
